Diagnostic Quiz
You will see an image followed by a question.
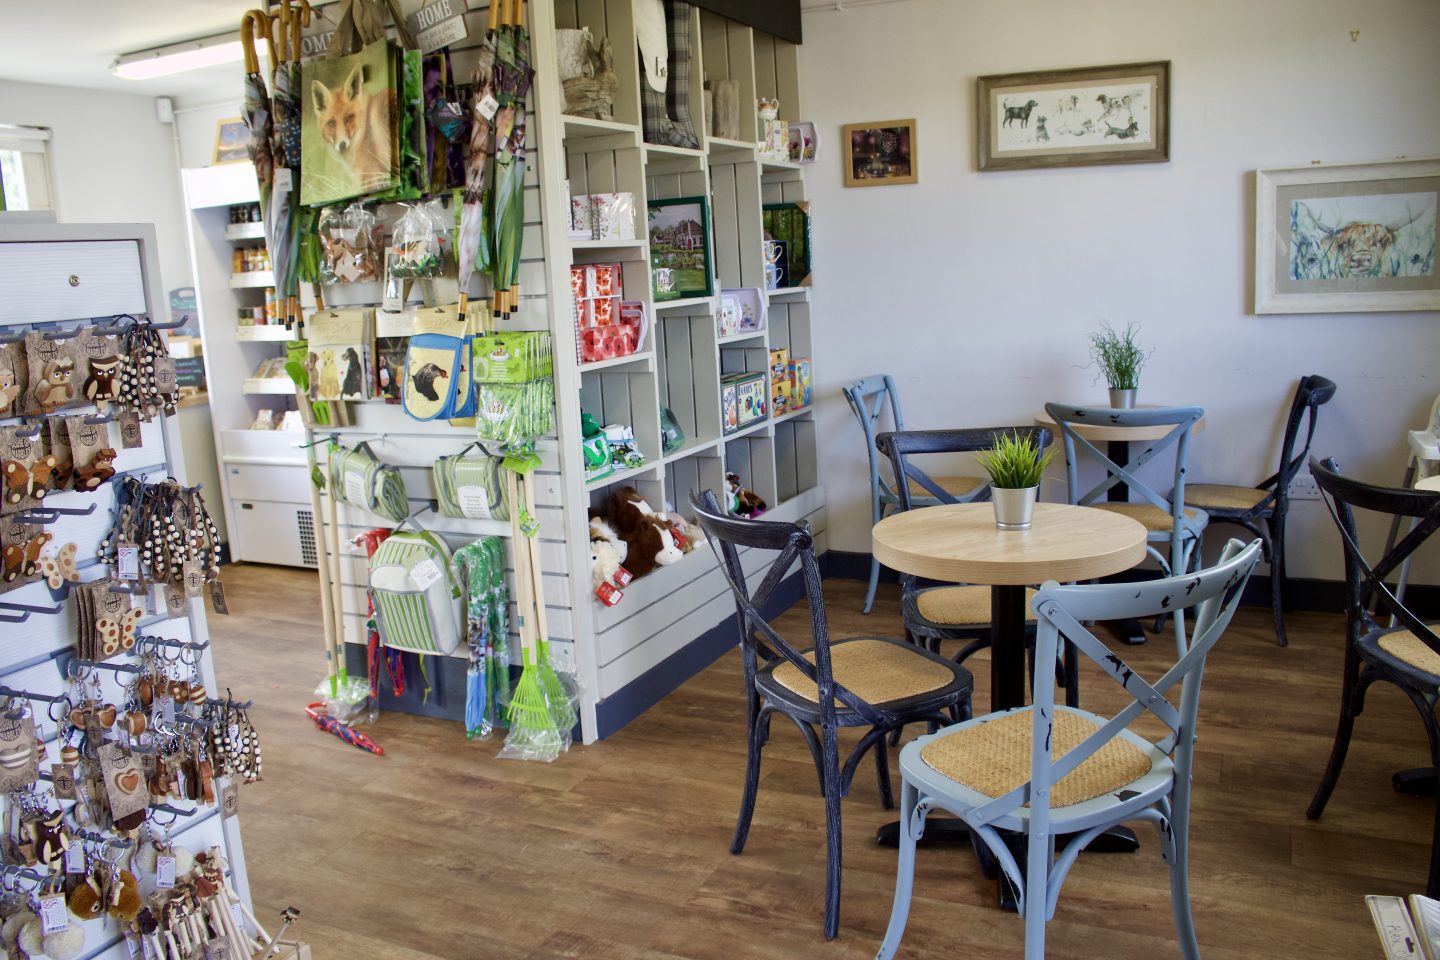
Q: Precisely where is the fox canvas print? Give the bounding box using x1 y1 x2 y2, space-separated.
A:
302 41 396 205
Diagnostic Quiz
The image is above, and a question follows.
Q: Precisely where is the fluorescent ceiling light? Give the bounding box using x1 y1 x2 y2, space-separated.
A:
111 34 252 80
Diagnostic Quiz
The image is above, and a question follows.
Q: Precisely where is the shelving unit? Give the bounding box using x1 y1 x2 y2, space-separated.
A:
536 0 826 738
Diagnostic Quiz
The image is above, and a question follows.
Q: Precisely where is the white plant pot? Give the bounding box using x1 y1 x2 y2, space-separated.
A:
1108 388 1137 409
992 486 1038 530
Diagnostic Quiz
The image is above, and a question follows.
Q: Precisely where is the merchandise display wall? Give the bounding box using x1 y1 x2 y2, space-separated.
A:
796 0 1440 584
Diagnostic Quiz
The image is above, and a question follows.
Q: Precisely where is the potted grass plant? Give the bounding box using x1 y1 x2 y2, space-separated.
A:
978 431 1055 530
1089 320 1147 408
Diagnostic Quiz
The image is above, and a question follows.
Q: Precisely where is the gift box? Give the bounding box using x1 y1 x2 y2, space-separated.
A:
591 193 636 241
716 294 741 337
579 300 647 364
768 348 788 381
788 357 812 409
721 371 768 435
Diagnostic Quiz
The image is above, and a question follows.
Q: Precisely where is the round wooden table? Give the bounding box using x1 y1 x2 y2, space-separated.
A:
873 502 1147 709
1416 475 1440 493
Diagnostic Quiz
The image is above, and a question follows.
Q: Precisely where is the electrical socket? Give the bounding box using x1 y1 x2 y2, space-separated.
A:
1288 473 1322 501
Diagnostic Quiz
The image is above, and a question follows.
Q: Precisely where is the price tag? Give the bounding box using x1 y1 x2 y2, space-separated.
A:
39 893 68 934
124 930 141 957
343 471 366 507
230 903 246 938
143 933 161 960
219 779 240 819
155 696 176 728
203 938 233 960
64 841 85 874
117 542 140 581
410 557 442 590
274 167 293 191
156 854 176 889
476 93 499 120
456 485 494 519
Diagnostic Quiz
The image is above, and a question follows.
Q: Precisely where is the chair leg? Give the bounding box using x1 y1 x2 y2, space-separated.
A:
1307 657 1366 820
876 780 920 960
821 722 844 940
1168 786 1202 960
1268 513 1288 646
1022 825 1050 960
731 707 772 855
864 555 881 615
874 729 894 811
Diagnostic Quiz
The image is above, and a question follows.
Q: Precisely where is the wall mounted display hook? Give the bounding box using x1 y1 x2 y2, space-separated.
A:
41 325 84 341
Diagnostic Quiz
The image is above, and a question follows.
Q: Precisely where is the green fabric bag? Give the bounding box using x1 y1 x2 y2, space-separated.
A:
329 441 410 523
369 528 463 656
434 445 509 521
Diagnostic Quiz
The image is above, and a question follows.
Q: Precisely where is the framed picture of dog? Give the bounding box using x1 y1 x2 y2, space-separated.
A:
1255 158 1440 314
976 61 1170 171
842 119 917 187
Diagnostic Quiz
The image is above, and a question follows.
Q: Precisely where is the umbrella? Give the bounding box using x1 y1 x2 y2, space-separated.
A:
491 0 533 319
305 702 384 755
455 0 503 327
278 0 313 331
267 1 299 330
240 10 276 260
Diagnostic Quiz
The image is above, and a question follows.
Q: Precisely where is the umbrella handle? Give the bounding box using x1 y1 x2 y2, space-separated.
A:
512 0 524 29
273 1 290 67
488 0 502 30
291 0 312 63
240 9 274 75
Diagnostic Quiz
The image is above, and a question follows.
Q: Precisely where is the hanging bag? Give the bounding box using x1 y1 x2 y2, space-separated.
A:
329 441 410 523
433 443 509 520
368 526 463 655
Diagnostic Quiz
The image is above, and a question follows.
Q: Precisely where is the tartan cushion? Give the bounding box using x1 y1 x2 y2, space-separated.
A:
641 0 699 147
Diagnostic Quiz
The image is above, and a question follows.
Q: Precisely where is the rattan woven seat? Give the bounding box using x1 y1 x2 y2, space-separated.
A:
1183 483 1268 513
917 585 1037 626
1374 628 1440 679
920 707 1153 808
908 476 986 500
1092 502 1207 533
769 637 958 706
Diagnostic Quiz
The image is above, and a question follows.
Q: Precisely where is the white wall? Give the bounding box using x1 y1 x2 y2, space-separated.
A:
799 0 1440 582
0 79 192 298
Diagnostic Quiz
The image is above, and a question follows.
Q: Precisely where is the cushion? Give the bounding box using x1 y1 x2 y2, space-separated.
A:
1376 628 1440 678
917 585 1037 626
1093 502 1206 533
770 638 957 707
921 707 1153 808
906 476 987 501
1185 483 1268 512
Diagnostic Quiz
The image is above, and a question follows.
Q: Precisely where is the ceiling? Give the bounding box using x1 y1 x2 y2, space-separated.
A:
0 0 260 105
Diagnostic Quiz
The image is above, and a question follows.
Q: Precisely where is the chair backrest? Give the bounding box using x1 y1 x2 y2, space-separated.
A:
1260 375 1337 509
876 427 1051 511
963 538 1262 835
1044 402 1204 541
688 489 891 727
1311 456 1440 659
843 375 904 503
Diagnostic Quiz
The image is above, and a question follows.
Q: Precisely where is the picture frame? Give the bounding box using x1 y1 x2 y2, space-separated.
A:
976 61 1170 172
843 119 917 187
647 196 713 301
1255 158 1439 314
212 118 250 165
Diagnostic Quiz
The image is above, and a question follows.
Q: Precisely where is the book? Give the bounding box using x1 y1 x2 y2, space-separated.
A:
1369 895 1423 959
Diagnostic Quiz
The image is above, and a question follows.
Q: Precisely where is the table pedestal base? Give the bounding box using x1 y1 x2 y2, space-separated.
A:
1395 766 1439 795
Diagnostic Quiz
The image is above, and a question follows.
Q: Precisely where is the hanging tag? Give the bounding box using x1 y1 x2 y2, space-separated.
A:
124 930 141 957
455 485 494 519
143 934 161 960
97 743 148 823
182 560 205 598
595 581 623 606
203 938 233 960
152 357 178 394
154 696 176 729
410 557 442 590
64 841 85 874
118 410 143 448
342 471 366 506
156 854 176 889
476 93 499 120
50 763 76 800
611 565 634 587
117 542 140 581
219 778 240 818
145 586 161 617
518 509 540 538
39 893 68 934
274 167 293 192
209 579 229 615
165 584 189 618
230 902 246 937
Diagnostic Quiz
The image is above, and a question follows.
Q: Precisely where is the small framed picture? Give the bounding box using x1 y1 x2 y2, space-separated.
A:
213 117 249 165
843 119 917 187
647 196 713 301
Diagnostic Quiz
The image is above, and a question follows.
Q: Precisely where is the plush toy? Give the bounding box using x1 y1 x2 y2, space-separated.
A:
622 515 684 578
588 514 628 564
591 537 625 597
107 869 141 922
726 473 767 518
608 486 657 541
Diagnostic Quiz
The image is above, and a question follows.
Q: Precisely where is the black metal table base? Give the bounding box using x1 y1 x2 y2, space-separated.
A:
1394 766 1439 795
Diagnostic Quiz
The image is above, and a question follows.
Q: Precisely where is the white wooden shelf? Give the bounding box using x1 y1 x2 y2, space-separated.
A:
771 406 813 427
579 350 654 373
707 138 758 164
761 156 802 173
234 325 297 342
718 330 766 345
586 461 656 489
224 222 267 241
570 238 646 252
767 287 809 302
562 114 641 142
644 142 707 160
661 436 721 464
655 296 713 313
724 418 771 443
241 377 296 395
229 271 274 289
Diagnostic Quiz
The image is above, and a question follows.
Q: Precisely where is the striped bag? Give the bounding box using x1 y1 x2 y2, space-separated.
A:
368 529 464 656
433 447 509 521
329 442 410 524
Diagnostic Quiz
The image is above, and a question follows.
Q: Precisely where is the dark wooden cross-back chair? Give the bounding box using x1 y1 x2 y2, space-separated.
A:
1308 456 1440 897
875 426 1080 706
1187 374 1337 646
688 489 973 940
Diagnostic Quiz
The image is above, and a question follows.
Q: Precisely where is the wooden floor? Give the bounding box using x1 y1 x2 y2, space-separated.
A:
210 563 1432 959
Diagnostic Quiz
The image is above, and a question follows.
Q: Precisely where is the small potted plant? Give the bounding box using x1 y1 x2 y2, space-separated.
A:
1088 320 1147 408
978 431 1055 530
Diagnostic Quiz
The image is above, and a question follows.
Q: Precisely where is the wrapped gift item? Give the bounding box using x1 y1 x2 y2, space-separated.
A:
473 330 553 383
579 301 647 364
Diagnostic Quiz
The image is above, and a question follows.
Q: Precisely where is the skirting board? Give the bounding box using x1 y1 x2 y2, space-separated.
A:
824 550 1440 618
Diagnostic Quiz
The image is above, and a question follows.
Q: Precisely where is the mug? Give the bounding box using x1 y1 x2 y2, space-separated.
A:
654 267 676 293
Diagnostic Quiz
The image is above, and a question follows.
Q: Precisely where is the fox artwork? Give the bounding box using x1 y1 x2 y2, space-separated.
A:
301 41 396 205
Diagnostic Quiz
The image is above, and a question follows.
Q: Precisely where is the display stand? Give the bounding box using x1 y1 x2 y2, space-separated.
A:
0 220 254 958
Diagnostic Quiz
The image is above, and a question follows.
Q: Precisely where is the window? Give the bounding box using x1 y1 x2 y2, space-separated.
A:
0 125 53 211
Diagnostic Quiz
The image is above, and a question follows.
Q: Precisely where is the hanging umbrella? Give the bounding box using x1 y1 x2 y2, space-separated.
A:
455 0 503 327
278 0 313 331
491 0 533 319
266 1 298 331
240 10 276 259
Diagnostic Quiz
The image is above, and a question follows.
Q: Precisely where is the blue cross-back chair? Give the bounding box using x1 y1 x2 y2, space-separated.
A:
843 376 987 613
688 489 973 940
1186 375 1336 646
1307 457 1440 897
876 538 1262 960
1045 403 1208 650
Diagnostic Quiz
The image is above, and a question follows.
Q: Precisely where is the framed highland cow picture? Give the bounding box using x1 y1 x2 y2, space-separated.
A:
1256 158 1440 313
976 61 1170 171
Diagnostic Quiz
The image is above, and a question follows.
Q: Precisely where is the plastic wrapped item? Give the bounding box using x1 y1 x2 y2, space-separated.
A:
497 652 582 761
387 201 447 279
474 379 555 446
452 537 509 740
319 202 383 284
313 675 376 726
